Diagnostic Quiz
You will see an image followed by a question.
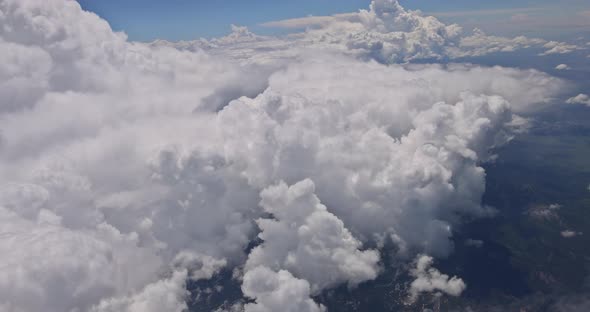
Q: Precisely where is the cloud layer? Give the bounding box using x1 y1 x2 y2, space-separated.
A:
154 0 587 65
0 0 576 311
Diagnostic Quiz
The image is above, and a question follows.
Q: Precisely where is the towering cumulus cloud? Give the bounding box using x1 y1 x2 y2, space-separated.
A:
155 0 586 64
0 0 569 311
245 180 380 296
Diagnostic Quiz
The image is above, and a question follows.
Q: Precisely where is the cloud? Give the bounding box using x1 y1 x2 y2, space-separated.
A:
527 203 562 221
555 64 571 70
453 28 546 57
261 14 356 29
171 251 227 281
242 267 325 312
560 230 581 238
161 0 585 64
90 270 189 312
430 7 590 38
408 255 466 301
0 207 163 312
566 94 590 106
245 179 380 295
0 0 573 311
551 293 590 312
464 238 484 248
540 41 581 55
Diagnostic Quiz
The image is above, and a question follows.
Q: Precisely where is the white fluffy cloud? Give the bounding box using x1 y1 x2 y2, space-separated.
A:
0 207 162 312
540 41 581 55
245 179 380 294
218 57 564 257
90 270 189 312
451 28 547 58
242 267 325 312
566 94 590 106
408 255 466 301
555 64 571 70
0 0 574 311
156 0 585 64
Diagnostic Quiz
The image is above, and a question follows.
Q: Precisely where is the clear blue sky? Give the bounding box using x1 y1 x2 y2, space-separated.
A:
77 0 365 41
77 0 590 42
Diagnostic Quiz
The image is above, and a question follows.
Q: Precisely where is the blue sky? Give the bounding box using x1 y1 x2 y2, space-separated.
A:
77 0 590 42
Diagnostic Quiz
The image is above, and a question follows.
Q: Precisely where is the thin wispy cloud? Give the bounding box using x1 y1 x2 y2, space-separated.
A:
426 7 545 18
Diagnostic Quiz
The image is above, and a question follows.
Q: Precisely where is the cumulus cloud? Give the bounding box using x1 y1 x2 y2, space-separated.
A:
90 270 189 312
157 0 584 64
172 251 227 281
561 230 582 238
408 255 466 301
0 0 573 311
555 64 571 70
540 41 581 55
567 94 590 106
245 179 380 294
452 28 546 58
0 207 162 312
242 267 325 312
